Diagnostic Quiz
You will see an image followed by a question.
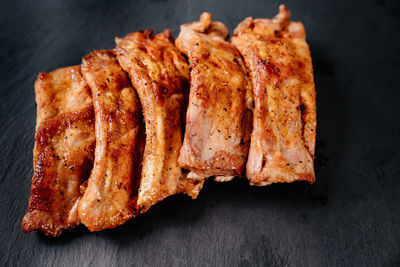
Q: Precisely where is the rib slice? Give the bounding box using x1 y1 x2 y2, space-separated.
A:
79 50 143 231
175 13 253 180
115 29 203 207
22 66 95 237
231 5 317 185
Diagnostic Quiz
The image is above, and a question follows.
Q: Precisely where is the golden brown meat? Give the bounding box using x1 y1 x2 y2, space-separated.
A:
78 50 143 231
231 5 317 185
175 13 253 181
22 66 95 237
115 29 203 207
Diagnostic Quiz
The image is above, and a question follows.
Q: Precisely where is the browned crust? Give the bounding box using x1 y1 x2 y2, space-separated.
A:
115 29 200 207
232 5 316 185
22 107 95 237
176 12 253 179
78 50 143 231
22 65 95 237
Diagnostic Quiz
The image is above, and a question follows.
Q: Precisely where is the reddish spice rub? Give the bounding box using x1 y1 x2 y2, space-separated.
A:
78 50 143 231
115 30 203 207
22 66 95 237
175 13 253 181
231 5 317 185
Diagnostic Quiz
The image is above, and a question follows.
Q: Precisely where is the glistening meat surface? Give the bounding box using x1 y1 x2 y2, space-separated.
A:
115 30 203 207
22 66 95 237
176 13 253 181
79 50 143 231
232 5 317 185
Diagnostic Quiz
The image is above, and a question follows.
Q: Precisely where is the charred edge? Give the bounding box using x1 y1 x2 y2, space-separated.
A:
141 29 154 38
298 103 308 150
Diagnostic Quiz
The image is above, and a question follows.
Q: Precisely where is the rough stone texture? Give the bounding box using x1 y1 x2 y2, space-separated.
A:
1 0 399 266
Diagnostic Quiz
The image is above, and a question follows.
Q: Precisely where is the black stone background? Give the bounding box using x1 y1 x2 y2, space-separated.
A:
1 0 399 266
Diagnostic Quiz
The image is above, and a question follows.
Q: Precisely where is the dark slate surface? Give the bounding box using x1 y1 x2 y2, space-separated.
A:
1 0 399 266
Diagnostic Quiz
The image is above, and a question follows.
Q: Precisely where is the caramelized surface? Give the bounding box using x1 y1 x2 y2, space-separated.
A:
176 13 253 180
115 30 203 207
79 50 142 231
232 5 316 185
22 66 95 237
23 8 317 236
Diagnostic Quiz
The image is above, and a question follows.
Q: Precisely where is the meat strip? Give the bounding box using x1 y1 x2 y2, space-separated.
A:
22 66 95 237
176 13 253 181
232 5 317 185
79 50 143 231
115 30 203 207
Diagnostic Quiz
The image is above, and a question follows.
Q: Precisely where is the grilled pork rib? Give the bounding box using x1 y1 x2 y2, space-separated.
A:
176 13 253 181
79 50 143 231
232 5 316 185
115 30 203 207
22 66 95 237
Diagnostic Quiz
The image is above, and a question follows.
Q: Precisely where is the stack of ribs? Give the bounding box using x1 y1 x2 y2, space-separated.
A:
22 5 316 237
